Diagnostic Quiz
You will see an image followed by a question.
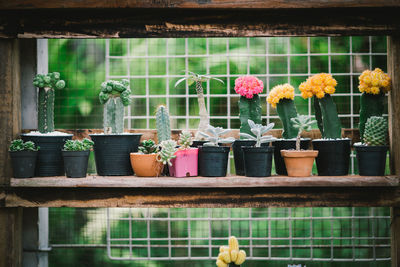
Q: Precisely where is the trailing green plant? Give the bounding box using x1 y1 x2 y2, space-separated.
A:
63 138 94 151
175 71 224 140
178 130 193 149
267 84 298 139
9 139 39 152
99 79 131 134
138 139 159 154
157 140 178 166
198 125 235 147
239 120 276 147
363 116 388 146
33 72 66 133
156 105 171 143
291 115 316 150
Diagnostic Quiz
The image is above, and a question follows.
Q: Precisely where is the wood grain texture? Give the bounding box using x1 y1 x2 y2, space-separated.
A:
9 175 400 188
0 208 22 267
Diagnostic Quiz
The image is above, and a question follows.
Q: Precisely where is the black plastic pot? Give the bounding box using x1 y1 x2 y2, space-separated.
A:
62 150 90 178
198 146 230 177
191 140 208 148
355 145 388 176
21 134 73 177
242 146 274 177
90 134 142 176
271 139 310 175
232 140 257 175
9 151 38 178
312 139 351 176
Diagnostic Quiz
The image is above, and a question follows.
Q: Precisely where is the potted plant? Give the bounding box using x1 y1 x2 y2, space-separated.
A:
198 125 235 177
90 79 142 176
216 236 247 267
267 83 311 175
21 72 73 177
62 138 94 178
354 116 389 176
169 131 199 177
281 115 318 177
299 73 350 176
156 104 172 175
174 71 224 146
9 139 39 178
358 68 391 143
232 75 263 175
239 120 276 177
130 139 163 177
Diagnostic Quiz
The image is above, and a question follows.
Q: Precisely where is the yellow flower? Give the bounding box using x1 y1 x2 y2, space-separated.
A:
299 73 337 99
358 68 391 94
267 83 295 108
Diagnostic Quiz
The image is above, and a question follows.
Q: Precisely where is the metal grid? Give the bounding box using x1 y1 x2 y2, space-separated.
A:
106 207 391 262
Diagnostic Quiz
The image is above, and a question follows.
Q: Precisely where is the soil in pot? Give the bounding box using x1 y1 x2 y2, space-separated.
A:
130 153 164 177
355 145 388 176
62 150 90 178
9 151 38 178
242 146 274 177
169 148 198 177
270 139 310 175
281 150 318 177
232 140 257 175
312 139 351 176
21 133 73 176
90 133 142 176
198 146 230 177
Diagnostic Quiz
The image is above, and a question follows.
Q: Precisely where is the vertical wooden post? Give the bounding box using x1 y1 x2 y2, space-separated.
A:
0 39 22 267
387 36 400 267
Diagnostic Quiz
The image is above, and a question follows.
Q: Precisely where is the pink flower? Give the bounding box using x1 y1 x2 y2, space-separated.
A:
234 76 264 99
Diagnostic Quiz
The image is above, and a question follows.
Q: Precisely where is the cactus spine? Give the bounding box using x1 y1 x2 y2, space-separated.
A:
313 95 342 139
238 95 262 137
33 72 66 133
363 116 388 146
276 99 298 139
156 105 171 143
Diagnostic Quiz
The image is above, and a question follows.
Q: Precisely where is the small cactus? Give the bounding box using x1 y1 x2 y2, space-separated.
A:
33 72 66 133
99 79 131 134
156 105 171 143
138 140 158 154
216 236 246 267
198 125 235 147
157 140 177 166
178 130 193 149
363 116 388 146
291 115 316 150
239 119 276 147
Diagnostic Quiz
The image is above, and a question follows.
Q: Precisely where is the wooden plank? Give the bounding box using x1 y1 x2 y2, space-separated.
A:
0 208 22 267
1 0 400 9
9 175 400 188
1 8 400 38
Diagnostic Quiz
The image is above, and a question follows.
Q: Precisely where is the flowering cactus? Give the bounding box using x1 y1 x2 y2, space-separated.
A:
235 75 263 137
216 236 246 267
299 73 341 139
267 83 298 139
358 68 391 142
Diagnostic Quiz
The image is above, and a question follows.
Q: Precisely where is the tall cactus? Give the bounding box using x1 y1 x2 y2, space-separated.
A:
363 116 388 146
33 72 66 133
99 79 131 134
156 105 171 143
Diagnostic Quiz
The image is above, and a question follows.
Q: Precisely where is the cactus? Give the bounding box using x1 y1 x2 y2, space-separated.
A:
238 95 262 137
313 95 342 139
175 71 224 140
157 140 178 166
359 93 384 143
178 130 193 149
99 79 131 134
156 105 171 143
363 116 388 146
239 119 276 147
198 125 235 147
138 139 158 154
33 72 66 133
216 236 246 267
291 115 316 150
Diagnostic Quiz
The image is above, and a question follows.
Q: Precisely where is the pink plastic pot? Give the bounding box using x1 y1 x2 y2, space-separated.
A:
169 148 198 177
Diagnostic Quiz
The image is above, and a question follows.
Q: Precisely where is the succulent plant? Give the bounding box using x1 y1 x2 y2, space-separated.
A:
178 130 193 149
99 79 131 134
239 119 276 147
198 125 235 147
138 139 158 154
175 71 224 140
63 138 94 151
156 105 171 143
216 236 246 267
291 115 316 150
9 139 39 152
157 140 178 166
363 116 388 146
33 72 66 133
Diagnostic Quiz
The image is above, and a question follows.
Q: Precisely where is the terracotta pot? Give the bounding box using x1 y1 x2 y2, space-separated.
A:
281 150 318 177
130 153 163 177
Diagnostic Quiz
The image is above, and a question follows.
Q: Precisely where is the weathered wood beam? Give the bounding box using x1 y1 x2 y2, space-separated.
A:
0 208 22 267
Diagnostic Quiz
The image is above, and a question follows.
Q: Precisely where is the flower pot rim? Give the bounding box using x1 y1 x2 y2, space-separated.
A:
312 138 351 142
89 133 142 137
274 138 311 141
281 149 318 158
21 132 73 137
241 146 274 152
130 152 158 157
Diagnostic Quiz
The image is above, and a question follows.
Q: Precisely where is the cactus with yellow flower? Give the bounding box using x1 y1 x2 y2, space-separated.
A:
216 236 246 267
358 68 391 142
299 73 341 139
